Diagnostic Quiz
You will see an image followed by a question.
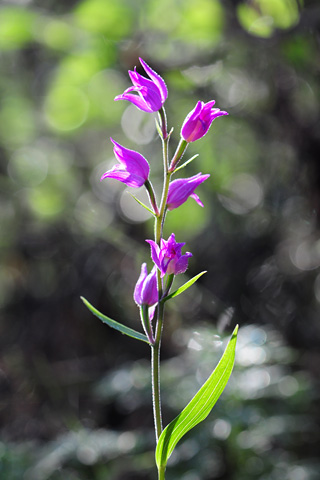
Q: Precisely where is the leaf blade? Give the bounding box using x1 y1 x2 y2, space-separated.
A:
129 193 155 216
81 297 149 344
161 271 207 303
156 325 238 469
173 154 199 174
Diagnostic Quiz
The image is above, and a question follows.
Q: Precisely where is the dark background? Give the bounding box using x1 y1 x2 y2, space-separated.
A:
0 0 319 479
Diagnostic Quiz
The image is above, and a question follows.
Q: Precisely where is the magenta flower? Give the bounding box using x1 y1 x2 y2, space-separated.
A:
146 233 192 278
166 173 210 210
101 138 150 188
181 100 228 143
114 58 168 113
134 263 158 306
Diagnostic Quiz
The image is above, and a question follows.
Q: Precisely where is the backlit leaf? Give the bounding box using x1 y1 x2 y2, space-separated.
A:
156 325 238 470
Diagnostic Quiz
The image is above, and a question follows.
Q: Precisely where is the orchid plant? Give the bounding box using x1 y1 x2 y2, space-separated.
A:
81 58 238 480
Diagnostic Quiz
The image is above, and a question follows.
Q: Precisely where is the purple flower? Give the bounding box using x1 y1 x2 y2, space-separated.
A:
181 100 228 143
146 233 192 277
101 138 150 188
167 173 210 210
114 58 168 113
134 263 158 306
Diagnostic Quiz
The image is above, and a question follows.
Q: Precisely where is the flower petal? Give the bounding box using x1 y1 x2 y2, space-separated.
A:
111 138 150 180
174 252 193 275
146 240 161 270
134 263 148 305
167 173 210 210
139 58 168 103
190 192 204 208
101 166 145 188
114 91 155 112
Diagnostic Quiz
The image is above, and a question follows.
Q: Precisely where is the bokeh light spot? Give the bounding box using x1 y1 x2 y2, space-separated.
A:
212 419 231 440
218 174 263 215
119 188 152 224
121 105 156 145
8 148 48 187
44 86 89 131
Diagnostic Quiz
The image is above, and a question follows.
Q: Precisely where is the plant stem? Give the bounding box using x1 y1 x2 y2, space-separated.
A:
151 108 171 444
151 340 162 441
158 466 166 480
158 107 168 140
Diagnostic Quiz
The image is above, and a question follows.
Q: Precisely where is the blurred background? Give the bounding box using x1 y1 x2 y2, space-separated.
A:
0 0 320 479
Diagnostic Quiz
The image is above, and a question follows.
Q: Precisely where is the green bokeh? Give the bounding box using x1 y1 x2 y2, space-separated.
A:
237 0 302 38
73 0 134 38
0 7 36 50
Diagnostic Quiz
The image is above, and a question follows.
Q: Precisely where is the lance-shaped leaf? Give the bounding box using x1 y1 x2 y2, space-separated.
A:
161 271 206 303
81 297 149 344
156 325 238 470
172 154 199 174
129 193 156 216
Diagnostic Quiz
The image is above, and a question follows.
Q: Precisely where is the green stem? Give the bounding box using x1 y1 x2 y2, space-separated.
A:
158 107 168 140
151 343 162 440
158 465 166 480
151 107 171 445
155 170 171 243
155 108 171 243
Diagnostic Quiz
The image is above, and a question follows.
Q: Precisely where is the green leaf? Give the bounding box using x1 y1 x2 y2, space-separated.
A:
156 325 238 470
173 154 199 174
81 297 149 344
161 271 206 303
129 193 155 216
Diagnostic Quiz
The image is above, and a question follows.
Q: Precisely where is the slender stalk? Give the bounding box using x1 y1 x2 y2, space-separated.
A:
151 342 162 440
158 107 168 140
155 170 171 243
151 108 170 445
158 466 166 480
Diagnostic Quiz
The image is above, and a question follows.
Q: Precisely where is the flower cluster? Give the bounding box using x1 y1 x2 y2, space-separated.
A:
101 57 228 335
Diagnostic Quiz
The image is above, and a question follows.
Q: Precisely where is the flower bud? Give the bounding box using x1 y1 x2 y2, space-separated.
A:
181 100 228 143
134 263 158 306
